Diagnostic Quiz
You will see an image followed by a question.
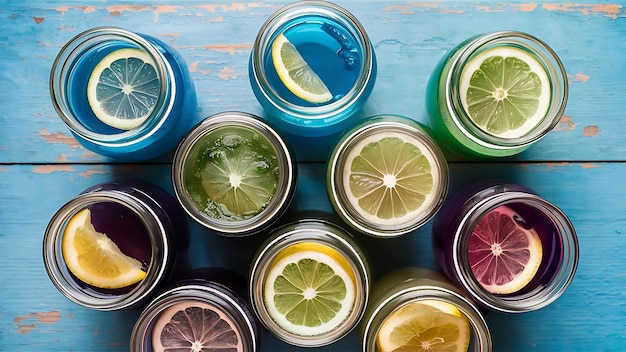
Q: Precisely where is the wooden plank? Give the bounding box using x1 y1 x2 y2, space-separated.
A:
0 162 624 350
0 1 624 163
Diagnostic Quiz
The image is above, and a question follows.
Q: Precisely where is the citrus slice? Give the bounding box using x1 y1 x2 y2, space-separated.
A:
468 205 543 294
263 242 356 337
459 46 551 138
196 126 279 220
377 299 471 352
61 208 147 289
343 132 438 227
271 33 333 103
87 47 160 130
152 301 242 352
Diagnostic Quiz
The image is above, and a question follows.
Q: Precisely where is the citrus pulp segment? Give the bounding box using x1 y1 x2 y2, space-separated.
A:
459 46 550 139
263 242 356 337
271 33 333 104
87 48 160 130
61 208 147 289
376 299 471 352
342 132 438 227
152 301 242 352
184 125 279 221
468 205 543 294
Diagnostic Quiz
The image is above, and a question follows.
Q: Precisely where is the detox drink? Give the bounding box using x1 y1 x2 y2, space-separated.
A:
172 112 296 236
249 1 377 137
327 115 448 237
249 216 371 347
43 182 188 310
50 27 196 160
425 31 568 158
360 267 492 352
131 268 262 352
431 181 579 313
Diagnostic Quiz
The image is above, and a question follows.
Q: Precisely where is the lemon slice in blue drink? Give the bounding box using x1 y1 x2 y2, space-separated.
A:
459 46 550 138
271 33 333 104
87 48 160 130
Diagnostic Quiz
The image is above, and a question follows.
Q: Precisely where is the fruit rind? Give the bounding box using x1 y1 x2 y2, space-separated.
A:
271 33 333 104
61 208 147 289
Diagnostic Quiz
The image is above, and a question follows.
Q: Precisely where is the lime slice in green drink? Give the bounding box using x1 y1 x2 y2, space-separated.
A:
184 125 279 221
343 133 438 227
459 46 551 138
271 33 333 104
87 48 160 130
264 242 356 337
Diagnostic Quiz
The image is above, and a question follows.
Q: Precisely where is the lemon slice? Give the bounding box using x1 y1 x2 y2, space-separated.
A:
271 33 333 104
87 48 160 130
459 46 551 138
343 132 439 227
377 299 471 352
61 208 147 289
468 205 543 294
263 242 356 337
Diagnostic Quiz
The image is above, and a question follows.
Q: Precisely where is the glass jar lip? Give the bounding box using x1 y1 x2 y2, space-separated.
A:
361 286 492 352
452 191 579 312
328 115 449 237
249 218 371 347
249 0 375 120
130 284 259 352
42 190 169 310
171 111 296 236
445 30 568 150
49 26 175 147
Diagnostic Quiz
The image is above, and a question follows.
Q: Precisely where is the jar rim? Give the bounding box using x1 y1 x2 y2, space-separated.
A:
49 26 175 147
42 189 170 310
452 191 579 312
444 30 568 150
361 285 492 352
130 284 259 352
328 115 449 237
249 0 375 120
171 111 296 236
249 218 371 347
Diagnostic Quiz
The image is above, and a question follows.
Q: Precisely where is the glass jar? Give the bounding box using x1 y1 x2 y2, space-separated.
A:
50 26 197 160
249 0 377 137
42 181 188 310
172 111 297 236
249 216 371 347
431 181 579 313
425 31 568 158
131 267 262 352
361 267 492 352
327 115 449 237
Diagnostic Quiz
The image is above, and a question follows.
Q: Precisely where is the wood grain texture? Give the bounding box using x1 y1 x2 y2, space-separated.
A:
0 1 625 163
1 1 625 351
1 162 626 350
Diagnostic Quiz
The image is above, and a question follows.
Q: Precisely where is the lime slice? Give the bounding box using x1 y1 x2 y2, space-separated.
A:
468 205 543 294
343 132 438 227
263 242 356 337
271 33 333 104
87 48 160 130
61 208 147 289
377 299 471 352
459 46 550 138
188 126 278 220
151 301 241 352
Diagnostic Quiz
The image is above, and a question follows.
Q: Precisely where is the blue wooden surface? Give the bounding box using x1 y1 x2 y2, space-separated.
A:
1 1 625 351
